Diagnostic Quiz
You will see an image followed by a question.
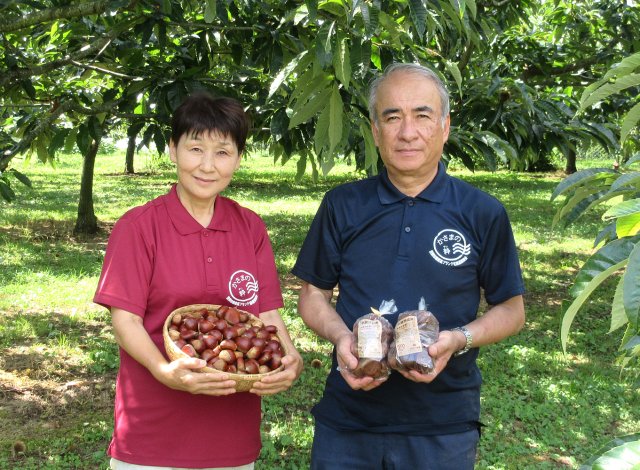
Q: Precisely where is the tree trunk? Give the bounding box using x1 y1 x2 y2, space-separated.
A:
74 137 101 235
565 148 577 174
125 133 136 174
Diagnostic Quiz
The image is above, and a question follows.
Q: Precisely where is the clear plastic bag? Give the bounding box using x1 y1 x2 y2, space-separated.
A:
351 300 396 379
388 297 439 374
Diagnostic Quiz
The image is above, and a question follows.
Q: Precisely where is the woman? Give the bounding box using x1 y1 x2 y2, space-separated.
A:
94 92 303 469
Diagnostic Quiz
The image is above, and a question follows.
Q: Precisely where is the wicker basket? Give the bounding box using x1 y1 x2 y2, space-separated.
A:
163 304 287 392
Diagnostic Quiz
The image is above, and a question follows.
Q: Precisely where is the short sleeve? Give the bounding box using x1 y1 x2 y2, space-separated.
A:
291 194 342 290
478 207 525 305
93 217 154 316
252 218 284 313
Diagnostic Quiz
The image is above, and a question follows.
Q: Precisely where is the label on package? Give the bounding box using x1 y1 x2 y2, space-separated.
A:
357 319 383 359
395 315 422 356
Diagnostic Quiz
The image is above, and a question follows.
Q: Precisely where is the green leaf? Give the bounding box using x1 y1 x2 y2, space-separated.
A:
360 122 378 174
603 199 640 221
616 212 640 238
620 101 640 144
465 0 477 19
624 153 640 169
570 234 640 299
610 277 628 333
0 180 16 202
10 169 32 188
333 36 351 88
562 259 627 353
288 85 332 129
551 168 616 201
314 105 330 156
609 172 640 194
623 242 640 329
580 434 640 468
328 85 343 154
268 51 308 98
444 60 463 96
204 0 217 23
589 439 640 469
408 0 427 37
580 73 640 110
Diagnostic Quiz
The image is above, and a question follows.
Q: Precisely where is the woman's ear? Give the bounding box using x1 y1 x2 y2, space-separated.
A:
169 139 177 163
234 151 242 170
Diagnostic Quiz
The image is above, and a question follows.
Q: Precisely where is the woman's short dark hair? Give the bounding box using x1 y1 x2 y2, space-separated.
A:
171 92 250 154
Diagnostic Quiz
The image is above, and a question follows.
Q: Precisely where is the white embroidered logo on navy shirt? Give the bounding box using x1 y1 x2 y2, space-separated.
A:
429 229 471 266
227 270 259 306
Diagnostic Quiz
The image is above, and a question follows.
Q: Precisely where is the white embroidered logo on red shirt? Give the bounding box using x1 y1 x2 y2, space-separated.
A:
227 270 259 306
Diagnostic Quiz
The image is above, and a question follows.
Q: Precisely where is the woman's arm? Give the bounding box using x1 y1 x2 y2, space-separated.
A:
112 307 237 395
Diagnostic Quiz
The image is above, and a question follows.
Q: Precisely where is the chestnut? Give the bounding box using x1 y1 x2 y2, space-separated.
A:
270 352 283 369
223 307 241 325
190 338 206 354
181 344 197 357
183 317 198 331
258 350 272 365
180 327 198 341
258 365 271 374
210 329 223 343
218 349 237 364
216 305 229 319
168 329 181 341
265 325 278 334
201 349 216 362
171 313 182 326
219 339 237 351
214 319 227 331
202 335 218 350
235 336 252 353
264 340 280 352
223 326 239 339
244 359 259 374
246 345 264 359
199 320 215 333
251 338 266 348
210 358 227 371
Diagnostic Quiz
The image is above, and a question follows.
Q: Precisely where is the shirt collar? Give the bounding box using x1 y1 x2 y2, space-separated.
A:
165 184 232 235
377 161 448 205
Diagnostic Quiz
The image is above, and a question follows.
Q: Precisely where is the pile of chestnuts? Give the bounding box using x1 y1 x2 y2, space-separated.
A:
166 305 284 375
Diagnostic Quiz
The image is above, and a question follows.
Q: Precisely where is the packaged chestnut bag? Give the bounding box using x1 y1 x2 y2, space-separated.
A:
351 300 396 379
388 297 439 374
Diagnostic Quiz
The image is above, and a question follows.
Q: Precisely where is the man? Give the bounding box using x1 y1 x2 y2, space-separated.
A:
292 63 525 469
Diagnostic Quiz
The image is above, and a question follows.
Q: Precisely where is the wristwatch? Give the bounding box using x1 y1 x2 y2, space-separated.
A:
452 326 473 357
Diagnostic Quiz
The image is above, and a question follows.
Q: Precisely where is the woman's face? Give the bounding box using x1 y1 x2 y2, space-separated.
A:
169 130 241 205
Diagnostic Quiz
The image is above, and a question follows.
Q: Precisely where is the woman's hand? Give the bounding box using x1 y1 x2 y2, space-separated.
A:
154 357 238 396
249 350 303 396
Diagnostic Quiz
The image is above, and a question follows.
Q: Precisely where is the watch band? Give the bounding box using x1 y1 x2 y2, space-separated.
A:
452 326 472 356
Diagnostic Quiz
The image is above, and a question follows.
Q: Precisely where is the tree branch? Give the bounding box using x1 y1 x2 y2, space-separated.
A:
0 99 118 171
0 0 111 33
0 31 119 88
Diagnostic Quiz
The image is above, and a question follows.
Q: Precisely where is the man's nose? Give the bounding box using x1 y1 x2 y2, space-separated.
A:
398 118 418 140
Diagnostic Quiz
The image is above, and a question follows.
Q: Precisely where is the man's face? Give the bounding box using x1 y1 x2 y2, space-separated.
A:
371 71 450 184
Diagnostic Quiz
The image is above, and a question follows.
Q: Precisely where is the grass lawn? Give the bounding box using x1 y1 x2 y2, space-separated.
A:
1 149 639 469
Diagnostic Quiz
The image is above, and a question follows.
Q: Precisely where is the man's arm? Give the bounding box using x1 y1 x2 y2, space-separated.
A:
297 281 386 390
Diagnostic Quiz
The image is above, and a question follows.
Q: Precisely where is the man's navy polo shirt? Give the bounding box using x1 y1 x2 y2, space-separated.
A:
292 162 525 435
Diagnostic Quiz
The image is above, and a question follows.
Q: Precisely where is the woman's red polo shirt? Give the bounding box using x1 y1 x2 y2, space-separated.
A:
94 185 283 467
